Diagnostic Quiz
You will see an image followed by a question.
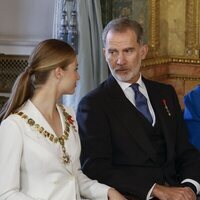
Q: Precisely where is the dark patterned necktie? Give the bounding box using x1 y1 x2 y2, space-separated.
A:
131 83 153 123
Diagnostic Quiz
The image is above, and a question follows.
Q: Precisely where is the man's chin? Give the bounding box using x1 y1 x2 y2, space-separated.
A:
110 70 130 81
114 74 131 82
113 71 140 82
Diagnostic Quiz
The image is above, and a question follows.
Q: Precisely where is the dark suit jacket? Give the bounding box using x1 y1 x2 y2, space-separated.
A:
77 75 200 200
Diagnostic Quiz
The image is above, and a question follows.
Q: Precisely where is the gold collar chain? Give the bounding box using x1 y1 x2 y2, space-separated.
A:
14 104 77 165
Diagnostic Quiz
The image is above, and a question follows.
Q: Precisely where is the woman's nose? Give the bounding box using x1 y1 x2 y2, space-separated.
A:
77 72 80 80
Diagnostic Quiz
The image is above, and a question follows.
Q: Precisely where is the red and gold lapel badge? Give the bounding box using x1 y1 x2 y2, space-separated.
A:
162 99 171 117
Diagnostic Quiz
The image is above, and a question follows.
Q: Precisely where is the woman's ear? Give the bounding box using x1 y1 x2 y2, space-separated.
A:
54 67 63 80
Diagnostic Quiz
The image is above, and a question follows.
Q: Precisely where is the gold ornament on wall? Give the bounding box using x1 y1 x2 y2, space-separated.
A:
185 0 200 58
147 0 160 58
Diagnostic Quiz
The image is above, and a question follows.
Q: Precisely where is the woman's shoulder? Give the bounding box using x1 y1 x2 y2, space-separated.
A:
184 85 200 119
0 113 25 141
186 85 200 98
184 85 200 106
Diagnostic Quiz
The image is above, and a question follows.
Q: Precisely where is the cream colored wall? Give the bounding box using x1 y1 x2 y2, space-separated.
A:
160 0 186 56
0 0 55 55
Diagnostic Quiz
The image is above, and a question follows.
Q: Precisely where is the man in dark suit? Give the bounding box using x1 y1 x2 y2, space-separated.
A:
77 18 200 200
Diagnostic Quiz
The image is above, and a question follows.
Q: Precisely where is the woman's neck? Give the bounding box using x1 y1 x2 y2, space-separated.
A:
30 88 59 118
30 90 64 137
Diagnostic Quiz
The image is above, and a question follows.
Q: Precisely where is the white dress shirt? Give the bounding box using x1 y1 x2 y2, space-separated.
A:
116 74 155 126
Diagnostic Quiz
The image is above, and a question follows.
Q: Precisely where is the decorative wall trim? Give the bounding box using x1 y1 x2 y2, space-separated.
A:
0 39 39 46
148 0 160 58
147 73 200 81
168 74 200 81
185 0 200 58
142 56 200 67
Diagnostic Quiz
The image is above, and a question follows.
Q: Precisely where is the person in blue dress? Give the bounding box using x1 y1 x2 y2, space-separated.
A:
184 85 200 151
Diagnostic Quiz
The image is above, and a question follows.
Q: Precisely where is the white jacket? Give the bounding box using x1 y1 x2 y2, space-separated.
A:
0 100 109 200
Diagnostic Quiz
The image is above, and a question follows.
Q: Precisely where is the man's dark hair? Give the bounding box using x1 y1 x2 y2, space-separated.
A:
102 18 144 46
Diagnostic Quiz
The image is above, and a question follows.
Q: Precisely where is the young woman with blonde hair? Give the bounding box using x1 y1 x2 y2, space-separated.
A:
0 39 126 200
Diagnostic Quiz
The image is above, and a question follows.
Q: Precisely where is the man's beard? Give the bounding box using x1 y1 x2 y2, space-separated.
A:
109 65 140 82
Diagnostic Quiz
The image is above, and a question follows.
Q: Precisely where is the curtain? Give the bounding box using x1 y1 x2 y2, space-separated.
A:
53 0 108 111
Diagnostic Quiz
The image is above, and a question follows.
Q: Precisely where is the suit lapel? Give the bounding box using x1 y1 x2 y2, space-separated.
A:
105 76 157 162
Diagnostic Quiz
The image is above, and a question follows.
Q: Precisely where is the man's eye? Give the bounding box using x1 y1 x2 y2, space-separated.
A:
108 51 117 55
125 49 133 54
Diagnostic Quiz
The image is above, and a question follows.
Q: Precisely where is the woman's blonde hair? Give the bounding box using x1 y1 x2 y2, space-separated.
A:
0 39 75 121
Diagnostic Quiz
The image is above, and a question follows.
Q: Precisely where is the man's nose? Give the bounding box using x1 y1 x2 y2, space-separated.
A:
116 53 126 65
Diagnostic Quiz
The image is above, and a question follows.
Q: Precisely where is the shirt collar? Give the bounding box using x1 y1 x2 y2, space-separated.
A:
115 74 145 92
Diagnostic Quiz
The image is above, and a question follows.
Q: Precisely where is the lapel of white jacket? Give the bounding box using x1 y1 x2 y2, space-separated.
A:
21 100 74 174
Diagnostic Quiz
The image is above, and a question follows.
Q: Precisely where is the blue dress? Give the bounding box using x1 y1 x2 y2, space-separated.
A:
184 85 200 151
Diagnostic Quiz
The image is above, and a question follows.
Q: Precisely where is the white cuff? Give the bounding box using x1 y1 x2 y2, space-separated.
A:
146 183 156 200
181 178 200 194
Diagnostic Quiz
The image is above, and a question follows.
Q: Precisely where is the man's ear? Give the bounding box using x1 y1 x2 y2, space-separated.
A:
140 44 148 60
103 48 109 63
103 48 106 57
54 67 63 80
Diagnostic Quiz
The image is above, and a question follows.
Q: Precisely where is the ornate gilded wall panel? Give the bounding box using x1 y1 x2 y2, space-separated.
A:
168 0 186 56
147 0 160 58
185 0 200 58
